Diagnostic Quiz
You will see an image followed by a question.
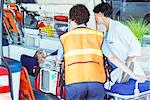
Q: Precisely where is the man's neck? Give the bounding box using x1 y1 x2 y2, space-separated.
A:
104 17 110 32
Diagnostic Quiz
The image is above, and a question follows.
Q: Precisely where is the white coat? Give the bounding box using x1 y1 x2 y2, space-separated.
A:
104 19 145 90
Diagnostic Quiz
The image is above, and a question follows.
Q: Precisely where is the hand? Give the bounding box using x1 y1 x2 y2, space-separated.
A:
133 74 147 83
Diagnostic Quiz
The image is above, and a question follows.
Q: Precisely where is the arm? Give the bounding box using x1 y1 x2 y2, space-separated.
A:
117 25 141 59
108 55 135 78
125 56 135 65
102 39 146 83
107 54 146 83
57 39 64 63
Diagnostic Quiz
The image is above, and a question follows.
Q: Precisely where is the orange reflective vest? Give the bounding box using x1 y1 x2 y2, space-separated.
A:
60 28 106 85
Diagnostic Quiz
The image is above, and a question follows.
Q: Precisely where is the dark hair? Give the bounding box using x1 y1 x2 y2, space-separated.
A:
69 4 90 25
93 3 112 17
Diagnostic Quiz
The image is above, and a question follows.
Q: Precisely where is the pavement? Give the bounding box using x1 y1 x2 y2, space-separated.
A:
136 47 150 79
136 47 150 63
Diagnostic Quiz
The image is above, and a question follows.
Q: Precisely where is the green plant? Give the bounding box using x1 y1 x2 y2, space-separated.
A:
125 17 150 44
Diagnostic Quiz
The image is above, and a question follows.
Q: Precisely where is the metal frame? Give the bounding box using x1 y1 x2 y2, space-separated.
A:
106 76 150 100
0 0 3 64
106 90 150 100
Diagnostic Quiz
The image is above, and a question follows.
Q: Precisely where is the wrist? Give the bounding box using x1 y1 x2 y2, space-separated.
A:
132 73 137 79
125 61 132 66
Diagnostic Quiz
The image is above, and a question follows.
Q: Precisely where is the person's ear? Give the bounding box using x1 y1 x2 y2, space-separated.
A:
72 19 76 23
99 12 103 17
94 13 99 17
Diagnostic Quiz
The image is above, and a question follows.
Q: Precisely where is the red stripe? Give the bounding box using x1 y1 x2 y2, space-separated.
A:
0 68 9 76
68 61 99 66
0 68 10 93
0 86 10 93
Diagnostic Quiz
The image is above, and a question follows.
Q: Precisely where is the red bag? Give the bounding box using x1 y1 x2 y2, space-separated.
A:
38 22 45 28
56 73 66 99
34 73 40 90
54 16 68 22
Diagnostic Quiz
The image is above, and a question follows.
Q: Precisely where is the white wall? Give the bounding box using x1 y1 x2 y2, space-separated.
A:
22 4 72 15
9 45 37 61
86 0 104 29
87 0 96 29
36 0 91 5
95 0 104 5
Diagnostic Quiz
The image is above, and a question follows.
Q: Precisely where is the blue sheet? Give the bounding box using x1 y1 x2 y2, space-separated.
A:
110 79 150 95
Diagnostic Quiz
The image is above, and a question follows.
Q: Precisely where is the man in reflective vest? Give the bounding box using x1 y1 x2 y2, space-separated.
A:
60 4 106 100
58 4 146 100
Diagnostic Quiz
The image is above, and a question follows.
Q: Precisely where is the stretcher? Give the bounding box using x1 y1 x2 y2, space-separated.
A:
106 76 150 100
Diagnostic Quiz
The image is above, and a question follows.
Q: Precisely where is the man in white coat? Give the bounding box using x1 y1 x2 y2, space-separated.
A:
93 3 146 89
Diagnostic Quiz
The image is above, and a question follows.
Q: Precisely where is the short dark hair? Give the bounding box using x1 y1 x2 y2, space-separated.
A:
93 3 112 17
69 4 90 25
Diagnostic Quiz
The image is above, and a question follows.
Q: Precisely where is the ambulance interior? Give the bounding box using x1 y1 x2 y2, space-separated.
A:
0 0 150 100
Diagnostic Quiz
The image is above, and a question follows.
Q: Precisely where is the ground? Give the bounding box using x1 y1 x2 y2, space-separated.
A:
136 47 150 79
136 47 150 63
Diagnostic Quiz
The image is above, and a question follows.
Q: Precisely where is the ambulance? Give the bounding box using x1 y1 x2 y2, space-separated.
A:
0 0 150 100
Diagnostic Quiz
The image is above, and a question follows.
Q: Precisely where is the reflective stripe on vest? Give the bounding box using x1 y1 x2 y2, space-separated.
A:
65 48 103 58
61 28 106 85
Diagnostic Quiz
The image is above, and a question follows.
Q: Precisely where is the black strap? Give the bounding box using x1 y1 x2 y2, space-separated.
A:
34 66 40 78
6 17 14 30
103 55 113 82
59 64 65 99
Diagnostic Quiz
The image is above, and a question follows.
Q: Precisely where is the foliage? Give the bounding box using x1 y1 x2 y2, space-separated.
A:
125 17 150 44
